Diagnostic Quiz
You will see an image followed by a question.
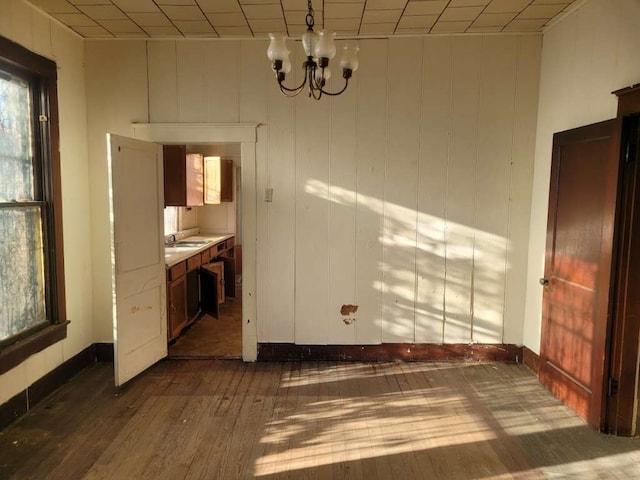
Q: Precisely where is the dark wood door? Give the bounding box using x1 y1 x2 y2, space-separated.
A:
540 118 623 430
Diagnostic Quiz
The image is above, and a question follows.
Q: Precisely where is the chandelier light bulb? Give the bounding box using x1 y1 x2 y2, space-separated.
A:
314 66 331 85
281 56 292 74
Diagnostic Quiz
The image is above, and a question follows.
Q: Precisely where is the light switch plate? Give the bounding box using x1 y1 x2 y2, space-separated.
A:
265 187 273 202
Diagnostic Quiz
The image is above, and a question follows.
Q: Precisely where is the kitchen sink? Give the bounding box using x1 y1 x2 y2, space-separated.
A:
172 240 209 248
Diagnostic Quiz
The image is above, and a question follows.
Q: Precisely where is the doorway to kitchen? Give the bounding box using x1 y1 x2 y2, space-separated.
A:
131 122 259 362
168 142 243 359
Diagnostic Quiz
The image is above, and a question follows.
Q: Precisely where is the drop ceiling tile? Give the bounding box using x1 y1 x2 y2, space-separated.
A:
173 20 217 34
518 4 567 19
359 22 396 34
287 24 310 34
248 18 287 32
430 20 471 33
403 1 447 16
471 12 516 27
532 0 572 4
239 0 279 4
504 18 548 31
397 14 437 28
284 8 322 22
281 0 307 9
214 25 253 35
449 0 490 6
206 12 246 26
68 0 110 5
98 18 145 32
325 17 360 30
71 25 113 36
484 0 530 13
242 4 283 19
395 27 430 34
77 5 128 20
325 3 364 18
155 0 195 5
197 0 241 13
142 25 183 35
325 0 365 3
113 0 159 12
467 25 503 32
160 5 205 20
127 12 172 26
366 0 407 9
439 6 484 21
362 9 402 23
30 0 80 14
52 12 98 26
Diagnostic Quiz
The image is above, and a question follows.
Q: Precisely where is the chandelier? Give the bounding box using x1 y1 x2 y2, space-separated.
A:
266 0 359 100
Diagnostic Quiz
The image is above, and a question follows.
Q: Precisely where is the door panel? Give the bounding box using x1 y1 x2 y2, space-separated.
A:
108 134 167 386
540 118 623 429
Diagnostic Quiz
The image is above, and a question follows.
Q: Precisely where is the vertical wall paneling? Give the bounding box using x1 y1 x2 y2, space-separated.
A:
415 36 453 343
354 39 388 344
326 41 359 344
241 141 258 361
10 0 32 52
443 36 482 343
147 41 178 123
240 42 270 341
205 41 240 123
177 42 207 122
472 36 517 343
294 50 331 344
31 7 53 59
264 50 297 342
381 37 422 343
503 36 540 344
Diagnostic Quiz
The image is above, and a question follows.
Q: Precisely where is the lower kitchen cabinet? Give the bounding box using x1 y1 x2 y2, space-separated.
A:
167 274 187 341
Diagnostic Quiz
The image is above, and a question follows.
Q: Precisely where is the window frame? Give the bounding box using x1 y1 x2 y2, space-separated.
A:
0 36 67 375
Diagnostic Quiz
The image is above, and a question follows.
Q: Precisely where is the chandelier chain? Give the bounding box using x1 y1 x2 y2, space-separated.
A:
306 0 314 30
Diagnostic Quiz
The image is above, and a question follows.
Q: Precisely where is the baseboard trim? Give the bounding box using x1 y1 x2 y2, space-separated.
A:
257 343 523 362
0 342 114 431
522 346 541 374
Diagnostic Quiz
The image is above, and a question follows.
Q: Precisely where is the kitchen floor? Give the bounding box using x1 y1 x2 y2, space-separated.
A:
169 293 242 359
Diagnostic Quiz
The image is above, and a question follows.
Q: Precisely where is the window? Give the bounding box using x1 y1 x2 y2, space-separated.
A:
164 207 179 236
0 36 67 374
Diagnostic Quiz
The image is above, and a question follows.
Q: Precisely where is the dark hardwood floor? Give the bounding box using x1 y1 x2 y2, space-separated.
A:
1 360 640 479
169 295 242 359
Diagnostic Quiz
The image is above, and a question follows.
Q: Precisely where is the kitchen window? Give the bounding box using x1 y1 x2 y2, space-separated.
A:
0 36 67 374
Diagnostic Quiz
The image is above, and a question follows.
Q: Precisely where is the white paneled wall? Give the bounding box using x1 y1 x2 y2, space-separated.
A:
524 0 640 353
0 0 91 405
85 34 541 347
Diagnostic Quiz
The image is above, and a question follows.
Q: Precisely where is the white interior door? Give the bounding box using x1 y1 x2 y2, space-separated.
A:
107 134 167 386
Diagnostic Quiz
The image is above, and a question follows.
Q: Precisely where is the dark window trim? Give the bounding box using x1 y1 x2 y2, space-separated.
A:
0 35 67 372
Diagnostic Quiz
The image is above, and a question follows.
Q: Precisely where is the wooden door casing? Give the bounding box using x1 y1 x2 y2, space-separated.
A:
540 118 623 430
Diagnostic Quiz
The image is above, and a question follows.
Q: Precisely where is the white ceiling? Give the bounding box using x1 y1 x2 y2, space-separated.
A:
26 0 578 39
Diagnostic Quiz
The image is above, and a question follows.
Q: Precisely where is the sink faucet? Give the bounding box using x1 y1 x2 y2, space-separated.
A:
166 234 177 246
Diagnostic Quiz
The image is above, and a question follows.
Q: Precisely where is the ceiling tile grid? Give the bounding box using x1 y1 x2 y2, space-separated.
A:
26 0 577 38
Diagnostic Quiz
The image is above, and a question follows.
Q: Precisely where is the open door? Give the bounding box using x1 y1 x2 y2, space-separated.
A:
540 118 623 430
107 134 167 386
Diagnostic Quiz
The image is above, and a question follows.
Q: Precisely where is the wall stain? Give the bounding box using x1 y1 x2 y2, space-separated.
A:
341 304 358 325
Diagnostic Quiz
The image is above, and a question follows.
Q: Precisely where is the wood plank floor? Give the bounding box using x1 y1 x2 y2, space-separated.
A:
169 296 242 359
1 361 640 479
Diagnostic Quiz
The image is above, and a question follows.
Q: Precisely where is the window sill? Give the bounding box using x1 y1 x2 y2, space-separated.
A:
0 321 69 375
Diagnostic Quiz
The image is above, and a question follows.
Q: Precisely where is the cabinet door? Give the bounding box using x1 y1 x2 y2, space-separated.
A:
200 265 220 318
204 157 234 204
220 159 233 202
168 275 187 341
163 145 204 206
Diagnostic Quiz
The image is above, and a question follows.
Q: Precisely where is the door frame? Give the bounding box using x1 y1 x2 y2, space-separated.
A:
131 122 259 362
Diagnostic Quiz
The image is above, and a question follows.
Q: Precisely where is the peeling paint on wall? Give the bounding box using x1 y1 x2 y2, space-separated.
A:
341 304 358 325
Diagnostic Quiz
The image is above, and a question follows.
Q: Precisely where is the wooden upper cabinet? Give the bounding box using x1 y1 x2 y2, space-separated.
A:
204 156 233 204
163 145 204 206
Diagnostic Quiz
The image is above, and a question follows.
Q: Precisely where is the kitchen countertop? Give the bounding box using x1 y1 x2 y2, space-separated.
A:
165 233 234 268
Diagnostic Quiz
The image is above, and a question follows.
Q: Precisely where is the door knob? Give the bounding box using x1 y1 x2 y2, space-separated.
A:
539 277 549 286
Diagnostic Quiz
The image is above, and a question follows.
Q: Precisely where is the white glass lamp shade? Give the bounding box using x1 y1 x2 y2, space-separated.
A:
280 57 292 74
314 66 331 84
302 30 319 57
314 30 336 60
339 45 359 72
267 33 290 62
